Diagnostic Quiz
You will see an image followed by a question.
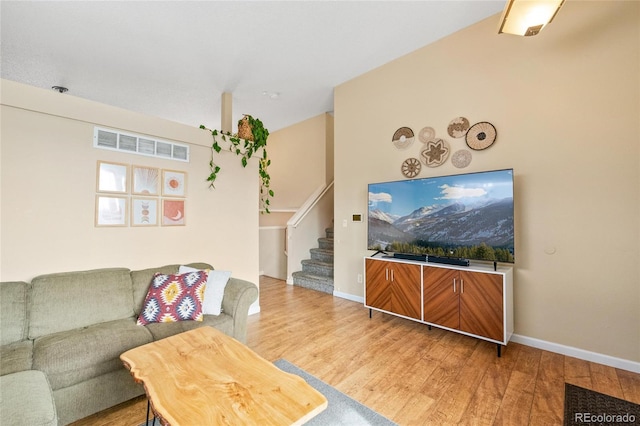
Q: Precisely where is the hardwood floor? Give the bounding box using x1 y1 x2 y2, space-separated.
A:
73 276 640 426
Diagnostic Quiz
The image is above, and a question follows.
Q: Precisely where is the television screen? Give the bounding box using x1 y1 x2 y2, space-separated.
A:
368 169 514 263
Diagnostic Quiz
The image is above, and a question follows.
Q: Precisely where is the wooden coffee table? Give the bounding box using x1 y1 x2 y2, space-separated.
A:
120 326 327 426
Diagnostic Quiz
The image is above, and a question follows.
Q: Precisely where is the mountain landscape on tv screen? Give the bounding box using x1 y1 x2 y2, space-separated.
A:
368 197 515 262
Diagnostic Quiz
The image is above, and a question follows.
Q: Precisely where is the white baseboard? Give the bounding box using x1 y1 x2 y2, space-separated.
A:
510 334 640 374
333 291 364 304
248 302 260 316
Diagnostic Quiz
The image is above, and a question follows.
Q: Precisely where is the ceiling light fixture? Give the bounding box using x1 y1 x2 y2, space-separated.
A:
262 91 280 100
498 0 565 36
52 86 69 93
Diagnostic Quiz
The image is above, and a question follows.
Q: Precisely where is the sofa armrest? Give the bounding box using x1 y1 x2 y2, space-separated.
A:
221 278 258 344
0 340 33 376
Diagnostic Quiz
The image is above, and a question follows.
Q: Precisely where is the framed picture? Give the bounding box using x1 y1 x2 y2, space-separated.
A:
162 199 185 226
132 165 160 196
162 169 186 197
131 197 159 226
97 161 129 193
95 195 128 226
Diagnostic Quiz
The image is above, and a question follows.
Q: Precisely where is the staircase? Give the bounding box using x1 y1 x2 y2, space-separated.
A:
291 226 334 294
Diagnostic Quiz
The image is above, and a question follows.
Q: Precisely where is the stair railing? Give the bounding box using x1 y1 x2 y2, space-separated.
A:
286 181 334 284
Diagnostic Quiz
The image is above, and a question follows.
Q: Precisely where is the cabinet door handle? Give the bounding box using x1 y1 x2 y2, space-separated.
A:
453 278 457 293
461 279 464 294
385 268 389 281
391 269 394 282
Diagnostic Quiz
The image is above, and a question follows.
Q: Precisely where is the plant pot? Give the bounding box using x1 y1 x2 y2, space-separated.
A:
238 116 254 141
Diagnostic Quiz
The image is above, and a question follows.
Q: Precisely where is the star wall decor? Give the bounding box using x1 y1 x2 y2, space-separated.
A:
421 138 450 167
392 116 497 176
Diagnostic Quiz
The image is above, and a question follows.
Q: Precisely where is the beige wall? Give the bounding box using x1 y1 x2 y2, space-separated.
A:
265 113 332 211
334 1 639 363
1 80 260 289
259 227 287 280
325 113 335 183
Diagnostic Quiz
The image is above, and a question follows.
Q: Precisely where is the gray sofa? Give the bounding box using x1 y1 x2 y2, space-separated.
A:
0 262 259 425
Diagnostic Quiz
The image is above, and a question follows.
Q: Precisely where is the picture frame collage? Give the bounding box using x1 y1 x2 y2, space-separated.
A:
95 160 187 227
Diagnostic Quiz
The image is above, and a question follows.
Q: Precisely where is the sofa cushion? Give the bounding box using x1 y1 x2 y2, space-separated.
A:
0 281 30 345
29 268 135 339
0 370 57 426
0 339 33 376
144 314 234 341
137 271 207 325
179 266 231 315
131 263 213 315
33 318 153 390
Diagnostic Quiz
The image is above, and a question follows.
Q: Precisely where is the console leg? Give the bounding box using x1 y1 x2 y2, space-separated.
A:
497 344 502 358
428 325 432 331
146 399 151 426
369 308 372 319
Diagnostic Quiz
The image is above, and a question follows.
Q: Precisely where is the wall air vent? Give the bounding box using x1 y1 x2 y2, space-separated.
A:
93 127 189 162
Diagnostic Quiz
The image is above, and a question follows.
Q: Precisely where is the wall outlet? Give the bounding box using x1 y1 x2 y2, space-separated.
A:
357 273 363 283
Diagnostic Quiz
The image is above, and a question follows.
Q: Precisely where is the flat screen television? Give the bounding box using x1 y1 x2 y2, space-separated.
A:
368 168 515 263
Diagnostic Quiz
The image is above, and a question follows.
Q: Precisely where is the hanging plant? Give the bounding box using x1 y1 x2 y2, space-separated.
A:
200 115 274 213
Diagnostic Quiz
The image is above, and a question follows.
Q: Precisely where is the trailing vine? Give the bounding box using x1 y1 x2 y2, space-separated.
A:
199 115 274 213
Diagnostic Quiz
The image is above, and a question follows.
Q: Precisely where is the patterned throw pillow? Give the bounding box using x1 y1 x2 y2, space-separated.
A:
137 271 208 326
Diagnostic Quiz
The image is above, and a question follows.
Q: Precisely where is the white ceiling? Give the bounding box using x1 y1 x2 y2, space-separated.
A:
1 1 505 132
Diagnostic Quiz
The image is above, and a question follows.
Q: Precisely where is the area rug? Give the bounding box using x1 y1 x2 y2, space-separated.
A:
564 382 640 426
274 359 396 425
139 359 396 426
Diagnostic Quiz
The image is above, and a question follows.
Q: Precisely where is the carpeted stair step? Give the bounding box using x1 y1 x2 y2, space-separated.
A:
292 271 334 294
318 237 333 250
325 227 334 239
301 259 333 277
310 248 334 263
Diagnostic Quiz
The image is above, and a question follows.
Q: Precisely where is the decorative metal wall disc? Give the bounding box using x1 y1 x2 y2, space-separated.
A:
401 158 421 178
466 121 497 150
420 138 450 167
447 117 470 138
392 127 415 149
419 127 436 143
451 149 472 168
